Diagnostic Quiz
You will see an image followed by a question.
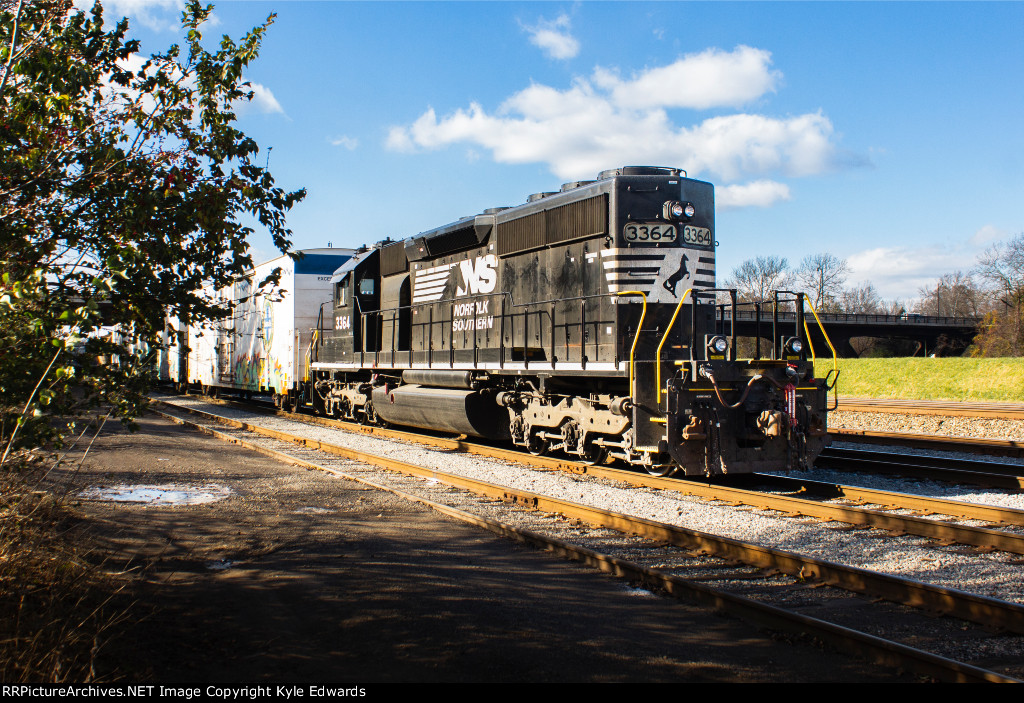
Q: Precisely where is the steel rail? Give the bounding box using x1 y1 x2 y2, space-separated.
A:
749 474 1024 527
825 446 1024 477
667 478 1024 555
817 450 1024 490
832 428 1024 458
837 397 1024 420
151 398 1024 637
149 402 1018 683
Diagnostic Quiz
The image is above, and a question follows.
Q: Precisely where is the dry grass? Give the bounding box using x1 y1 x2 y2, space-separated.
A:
0 453 131 682
813 357 1024 401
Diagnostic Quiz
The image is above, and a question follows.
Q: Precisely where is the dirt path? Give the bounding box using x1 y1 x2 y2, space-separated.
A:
62 413 907 682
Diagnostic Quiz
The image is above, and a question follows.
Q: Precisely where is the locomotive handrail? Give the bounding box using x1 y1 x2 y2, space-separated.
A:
802 297 838 374
304 302 328 383
615 291 647 402
802 296 840 410
507 291 617 369
352 288 651 373
654 287 693 404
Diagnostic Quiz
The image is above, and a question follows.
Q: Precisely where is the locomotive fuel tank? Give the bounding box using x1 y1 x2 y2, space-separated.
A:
370 383 511 439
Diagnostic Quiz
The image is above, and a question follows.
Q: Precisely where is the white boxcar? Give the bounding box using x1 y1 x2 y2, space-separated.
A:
162 248 354 407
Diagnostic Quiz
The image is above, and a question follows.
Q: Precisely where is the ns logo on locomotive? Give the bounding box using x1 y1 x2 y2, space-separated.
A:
310 166 834 476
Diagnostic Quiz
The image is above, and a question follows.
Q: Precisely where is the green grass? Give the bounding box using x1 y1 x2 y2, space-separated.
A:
811 357 1024 402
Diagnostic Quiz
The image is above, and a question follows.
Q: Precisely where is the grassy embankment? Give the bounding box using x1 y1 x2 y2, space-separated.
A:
811 357 1024 402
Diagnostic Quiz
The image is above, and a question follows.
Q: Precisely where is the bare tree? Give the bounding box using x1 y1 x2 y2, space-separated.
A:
972 234 1024 355
839 281 882 314
914 271 988 317
794 253 849 311
975 234 1024 309
881 297 908 316
726 256 791 303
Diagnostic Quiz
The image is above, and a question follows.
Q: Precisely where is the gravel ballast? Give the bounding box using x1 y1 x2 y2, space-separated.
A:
156 395 1024 609
830 409 1024 442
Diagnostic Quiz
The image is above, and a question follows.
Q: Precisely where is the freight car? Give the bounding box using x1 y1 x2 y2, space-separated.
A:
161 247 354 408
307 167 833 476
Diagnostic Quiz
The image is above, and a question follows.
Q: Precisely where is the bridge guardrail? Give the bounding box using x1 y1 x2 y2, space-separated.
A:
717 311 979 327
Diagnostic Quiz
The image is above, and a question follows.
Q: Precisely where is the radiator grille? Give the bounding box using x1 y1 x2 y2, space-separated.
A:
380 241 409 276
497 211 546 256
546 195 607 245
426 226 479 257
497 194 608 256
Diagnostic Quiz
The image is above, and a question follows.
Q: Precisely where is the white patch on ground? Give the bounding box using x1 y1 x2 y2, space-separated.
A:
79 483 232 505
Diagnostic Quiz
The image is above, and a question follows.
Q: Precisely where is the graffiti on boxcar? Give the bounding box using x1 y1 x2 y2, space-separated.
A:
234 352 288 393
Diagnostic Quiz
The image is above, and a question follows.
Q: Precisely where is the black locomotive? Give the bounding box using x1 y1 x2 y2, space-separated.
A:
307 166 831 476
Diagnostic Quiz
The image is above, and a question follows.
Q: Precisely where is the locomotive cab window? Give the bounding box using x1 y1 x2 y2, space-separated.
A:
335 276 348 306
358 278 375 296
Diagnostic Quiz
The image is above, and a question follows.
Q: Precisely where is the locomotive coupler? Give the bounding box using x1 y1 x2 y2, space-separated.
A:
681 415 706 441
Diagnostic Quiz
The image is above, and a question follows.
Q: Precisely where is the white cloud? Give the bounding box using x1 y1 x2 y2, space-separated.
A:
75 0 182 31
330 135 359 150
717 180 791 210
387 47 845 200
593 46 781 110
112 54 283 119
75 0 221 31
239 82 284 115
970 224 1007 246
522 14 580 60
847 245 973 300
386 125 416 152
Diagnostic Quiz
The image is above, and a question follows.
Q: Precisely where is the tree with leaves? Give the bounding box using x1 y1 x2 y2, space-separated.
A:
0 0 304 457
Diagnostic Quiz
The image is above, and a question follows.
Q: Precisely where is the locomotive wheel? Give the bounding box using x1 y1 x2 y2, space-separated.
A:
527 433 549 456
581 441 608 466
644 464 677 477
363 401 388 428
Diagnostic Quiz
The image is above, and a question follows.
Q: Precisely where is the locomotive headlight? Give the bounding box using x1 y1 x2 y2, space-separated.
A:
785 337 804 354
706 335 729 357
664 200 695 220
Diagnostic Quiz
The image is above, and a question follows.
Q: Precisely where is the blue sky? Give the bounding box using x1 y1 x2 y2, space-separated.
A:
93 1 1023 302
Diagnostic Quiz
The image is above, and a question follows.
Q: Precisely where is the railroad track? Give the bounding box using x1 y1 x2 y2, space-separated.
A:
838 397 1024 420
178 393 1024 554
150 393 1024 682
817 446 1024 489
832 428 1024 458
832 396 1024 458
